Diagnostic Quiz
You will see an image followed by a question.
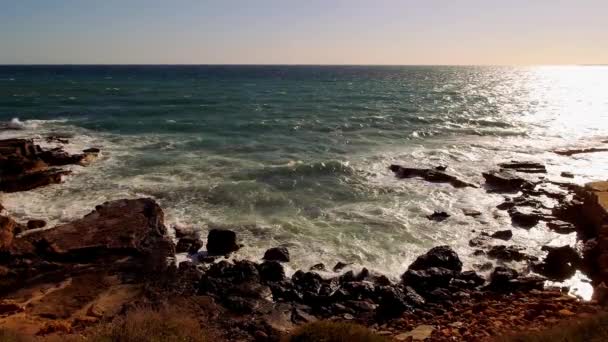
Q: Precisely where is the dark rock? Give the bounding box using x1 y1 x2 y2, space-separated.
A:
408 246 463 272
206 229 240 256
498 161 547 174
534 245 582 281
46 136 69 144
469 235 490 247
456 271 485 287
259 261 285 282
427 211 450 222
509 207 541 228
389 165 477 188
292 271 323 294
263 247 290 262
474 262 494 271
0 168 71 193
487 245 536 262
82 148 100 154
333 261 351 272
310 263 326 272
402 267 456 292
175 237 203 254
38 148 86 166
483 170 532 192
547 220 576 234
376 285 422 317
26 219 46 230
0 215 18 251
435 165 447 171
561 172 574 178
555 147 608 156
491 230 513 240
488 266 519 291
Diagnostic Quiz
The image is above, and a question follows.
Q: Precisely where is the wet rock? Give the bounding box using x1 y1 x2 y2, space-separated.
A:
462 209 482 217
508 207 541 228
427 211 450 222
534 245 582 281
498 161 547 174
402 267 456 292
310 263 326 272
491 230 513 241
176 237 203 254
547 220 576 234
376 285 423 317
454 271 485 288
38 148 86 166
435 165 447 171
46 136 70 144
82 148 100 154
389 165 477 188
555 147 608 156
206 229 240 256
487 245 536 262
468 235 490 248
561 172 575 178
259 261 285 282
408 246 463 272
483 170 532 192
333 262 351 272
263 247 290 262
26 219 47 230
292 271 323 295
0 168 71 193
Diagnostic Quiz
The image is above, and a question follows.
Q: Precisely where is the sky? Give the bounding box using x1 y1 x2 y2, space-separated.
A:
1 0 607 65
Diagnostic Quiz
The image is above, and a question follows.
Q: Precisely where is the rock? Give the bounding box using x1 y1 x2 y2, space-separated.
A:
561 172 575 178
509 207 541 228
487 245 535 262
26 219 47 230
555 147 608 156
488 267 519 291
376 285 423 317
0 215 17 251
310 263 326 272
408 246 463 272
389 165 477 188
483 170 532 192
427 211 450 222
491 230 513 240
173 224 195 238
333 261 351 272
435 165 447 171
258 261 285 282
38 148 86 166
592 282 608 305
468 235 490 248
83 148 100 154
498 161 547 174
463 209 482 217
395 325 435 341
0 168 72 193
263 247 290 262
175 237 203 254
206 229 240 256
534 245 581 281
15 198 175 272
46 135 70 144
547 220 576 234
402 267 456 292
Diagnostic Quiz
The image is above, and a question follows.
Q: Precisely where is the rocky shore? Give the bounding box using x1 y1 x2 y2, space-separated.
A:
0 136 607 341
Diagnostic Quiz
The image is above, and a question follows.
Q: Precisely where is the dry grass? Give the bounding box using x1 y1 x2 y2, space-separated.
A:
86 304 207 342
0 329 31 342
498 312 608 342
284 321 388 342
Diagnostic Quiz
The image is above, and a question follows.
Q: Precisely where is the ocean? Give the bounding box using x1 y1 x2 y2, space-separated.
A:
1 65 607 279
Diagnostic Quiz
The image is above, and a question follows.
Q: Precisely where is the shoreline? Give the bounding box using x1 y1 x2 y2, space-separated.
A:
1 135 607 340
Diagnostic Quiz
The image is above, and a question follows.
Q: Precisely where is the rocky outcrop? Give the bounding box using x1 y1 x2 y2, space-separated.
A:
555 147 608 156
206 229 240 256
0 138 99 193
482 170 533 192
580 181 608 286
498 161 547 174
389 165 477 188
263 247 290 262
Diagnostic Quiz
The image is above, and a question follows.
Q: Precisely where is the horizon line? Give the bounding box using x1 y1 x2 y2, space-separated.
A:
1 63 606 67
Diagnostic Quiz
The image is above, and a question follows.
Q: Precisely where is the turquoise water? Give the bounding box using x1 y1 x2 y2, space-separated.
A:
1 65 607 277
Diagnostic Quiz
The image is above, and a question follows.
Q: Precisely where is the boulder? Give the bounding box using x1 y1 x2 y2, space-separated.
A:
14 198 175 271
534 245 581 281
376 285 423 317
498 161 546 174
491 230 513 240
175 237 203 254
487 245 536 262
26 219 47 230
333 262 351 272
483 170 532 192
206 229 240 256
561 172 574 178
389 165 477 188
407 246 463 272
402 267 456 292
427 211 450 222
310 263 326 272
488 266 519 291
0 215 18 251
462 209 482 217
258 261 285 282
263 247 290 262
547 220 576 234
508 207 542 228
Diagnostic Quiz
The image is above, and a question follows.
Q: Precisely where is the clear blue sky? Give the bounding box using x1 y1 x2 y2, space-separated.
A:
1 0 606 65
